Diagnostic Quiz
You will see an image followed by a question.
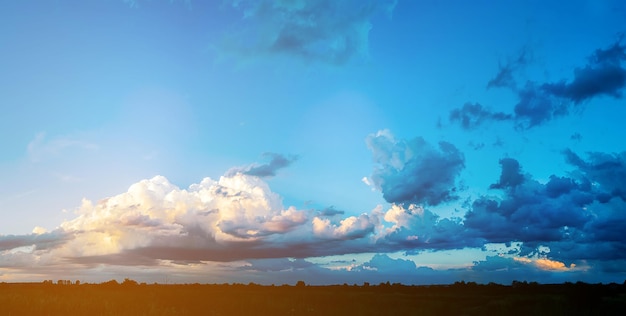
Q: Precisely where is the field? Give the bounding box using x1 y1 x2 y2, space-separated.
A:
1 281 625 315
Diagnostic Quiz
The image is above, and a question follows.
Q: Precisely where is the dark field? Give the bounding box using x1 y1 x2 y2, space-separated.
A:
1 281 625 315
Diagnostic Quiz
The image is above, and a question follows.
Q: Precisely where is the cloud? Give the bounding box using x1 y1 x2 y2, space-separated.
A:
512 82 569 128
513 39 626 127
317 206 345 217
0 229 71 252
366 130 465 206
487 47 531 89
360 253 416 274
563 149 626 200
27 132 98 162
533 258 574 271
465 158 595 245
448 103 512 130
241 257 315 272
379 204 477 251
227 153 298 178
313 213 377 240
463 150 626 265
220 0 397 64
4 142 626 283
542 40 626 104
489 158 524 189
50 174 313 264
449 38 626 129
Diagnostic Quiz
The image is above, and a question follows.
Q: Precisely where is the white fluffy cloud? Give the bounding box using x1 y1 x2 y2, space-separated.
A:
56 173 309 260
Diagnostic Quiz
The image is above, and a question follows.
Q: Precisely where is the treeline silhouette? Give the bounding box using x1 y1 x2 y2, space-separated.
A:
1 279 625 315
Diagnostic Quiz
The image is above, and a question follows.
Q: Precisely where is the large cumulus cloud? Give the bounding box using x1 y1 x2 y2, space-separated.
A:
366 130 465 206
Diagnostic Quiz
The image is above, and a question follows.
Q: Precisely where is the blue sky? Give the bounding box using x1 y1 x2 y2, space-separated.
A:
1 0 626 285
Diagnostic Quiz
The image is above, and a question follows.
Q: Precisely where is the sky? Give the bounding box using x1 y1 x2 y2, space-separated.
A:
1 0 626 285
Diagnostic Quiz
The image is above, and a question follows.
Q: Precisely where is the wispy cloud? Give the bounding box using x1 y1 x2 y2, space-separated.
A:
227 152 298 178
449 103 512 130
450 38 626 129
219 0 397 65
27 132 98 163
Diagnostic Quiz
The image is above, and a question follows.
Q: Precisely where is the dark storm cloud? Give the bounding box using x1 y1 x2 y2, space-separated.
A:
367 131 465 205
223 0 397 64
465 151 626 262
227 152 298 178
448 103 512 130
0 229 72 251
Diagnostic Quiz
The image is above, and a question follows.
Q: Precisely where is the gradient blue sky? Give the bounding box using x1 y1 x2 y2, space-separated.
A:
1 0 626 285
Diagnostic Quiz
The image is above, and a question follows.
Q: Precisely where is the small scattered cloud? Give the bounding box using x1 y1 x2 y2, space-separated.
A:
317 206 345 217
449 103 512 130
227 152 298 178
487 47 531 90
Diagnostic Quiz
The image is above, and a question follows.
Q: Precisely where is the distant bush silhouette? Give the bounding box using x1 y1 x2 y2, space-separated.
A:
8 280 625 315
122 278 138 286
102 279 119 286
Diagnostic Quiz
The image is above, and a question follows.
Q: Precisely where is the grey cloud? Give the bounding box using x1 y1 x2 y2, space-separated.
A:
0 229 72 252
489 158 524 189
227 152 298 178
367 131 465 206
317 206 345 217
465 152 626 263
379 208 479 252
542 39 626 104
542 65 626 103
240 258 315 272
222 0 397 65
466 158 595 244
570 132 582 142
361 254 416 274
513 82 568 128
563 149 626 200
487 48 530 90
449 103 512 130
450 39 626 129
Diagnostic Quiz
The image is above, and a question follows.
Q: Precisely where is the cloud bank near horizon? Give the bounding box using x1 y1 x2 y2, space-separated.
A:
2 131 626 283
